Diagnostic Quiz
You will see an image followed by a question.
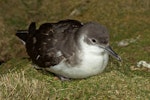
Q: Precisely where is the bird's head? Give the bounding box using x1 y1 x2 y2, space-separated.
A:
78 22 121 61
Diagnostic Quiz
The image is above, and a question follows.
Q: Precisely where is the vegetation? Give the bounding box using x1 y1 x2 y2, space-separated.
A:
0 0 149 99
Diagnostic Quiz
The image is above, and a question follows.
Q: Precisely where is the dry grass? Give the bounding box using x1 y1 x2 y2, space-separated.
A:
0 71 50 100
0 66 149 99
0 0 150 99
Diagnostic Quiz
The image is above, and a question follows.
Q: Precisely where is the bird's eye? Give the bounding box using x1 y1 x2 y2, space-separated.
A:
91 38 97 43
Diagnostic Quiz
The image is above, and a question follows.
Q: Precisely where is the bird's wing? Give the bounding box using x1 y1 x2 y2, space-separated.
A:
53 19 83 65
26 20 83 68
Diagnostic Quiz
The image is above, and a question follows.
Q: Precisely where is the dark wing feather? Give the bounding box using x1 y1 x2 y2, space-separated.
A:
26 23 61 67
53 19 83 65
26 20 83 68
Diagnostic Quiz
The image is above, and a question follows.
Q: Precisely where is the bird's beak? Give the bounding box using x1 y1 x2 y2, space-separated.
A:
105 45 121 61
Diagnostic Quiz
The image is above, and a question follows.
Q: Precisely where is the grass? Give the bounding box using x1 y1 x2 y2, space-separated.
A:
0 0 150 99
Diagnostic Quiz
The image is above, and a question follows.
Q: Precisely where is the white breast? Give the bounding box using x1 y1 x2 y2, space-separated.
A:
46 37 109 79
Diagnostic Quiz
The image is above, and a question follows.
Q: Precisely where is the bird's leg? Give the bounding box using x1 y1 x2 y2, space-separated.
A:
56 74 71 81
32 64 43 70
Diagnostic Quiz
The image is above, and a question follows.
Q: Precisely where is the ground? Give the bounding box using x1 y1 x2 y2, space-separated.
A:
0 0 150 99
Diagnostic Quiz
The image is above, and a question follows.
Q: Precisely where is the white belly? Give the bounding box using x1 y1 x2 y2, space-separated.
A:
46 42 109 79
47 53 108 79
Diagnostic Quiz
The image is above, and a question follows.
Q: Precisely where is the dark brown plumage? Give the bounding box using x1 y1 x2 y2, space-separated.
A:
16 19 83 68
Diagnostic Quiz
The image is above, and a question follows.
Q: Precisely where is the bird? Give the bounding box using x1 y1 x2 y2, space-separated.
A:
16 19 121 80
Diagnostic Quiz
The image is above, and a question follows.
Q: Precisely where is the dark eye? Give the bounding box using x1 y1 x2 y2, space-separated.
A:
91 38 97 43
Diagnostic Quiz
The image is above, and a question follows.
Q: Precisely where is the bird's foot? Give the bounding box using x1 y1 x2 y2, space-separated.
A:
32 65 43 70
56 74 71 81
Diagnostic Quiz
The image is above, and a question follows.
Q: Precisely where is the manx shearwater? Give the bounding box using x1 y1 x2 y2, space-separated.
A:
16 19 121 80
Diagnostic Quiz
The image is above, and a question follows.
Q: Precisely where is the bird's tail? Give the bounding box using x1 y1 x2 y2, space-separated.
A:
16 22 36 44
16 30 28 44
